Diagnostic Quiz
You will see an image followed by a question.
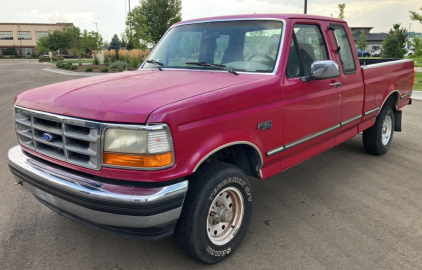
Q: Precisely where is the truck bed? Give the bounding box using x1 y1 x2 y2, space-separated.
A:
360 58 414 122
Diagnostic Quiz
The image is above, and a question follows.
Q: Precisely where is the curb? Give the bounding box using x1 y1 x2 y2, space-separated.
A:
43 67 107 77
411 91 422 100
0 59 39 61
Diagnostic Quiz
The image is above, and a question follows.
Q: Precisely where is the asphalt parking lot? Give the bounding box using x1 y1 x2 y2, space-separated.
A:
1 60 422 270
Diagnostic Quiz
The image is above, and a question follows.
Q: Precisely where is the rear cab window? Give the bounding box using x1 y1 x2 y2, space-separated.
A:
330 24 357 74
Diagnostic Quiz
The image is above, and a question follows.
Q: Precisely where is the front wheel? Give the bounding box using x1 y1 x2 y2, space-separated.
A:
363 106 395 155
173 162 253 264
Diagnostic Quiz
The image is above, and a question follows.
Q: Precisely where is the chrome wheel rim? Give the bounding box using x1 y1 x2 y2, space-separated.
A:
382 115 392 145
206 187 244 246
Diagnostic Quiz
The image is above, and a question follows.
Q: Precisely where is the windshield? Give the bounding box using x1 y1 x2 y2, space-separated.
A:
142 20 284 73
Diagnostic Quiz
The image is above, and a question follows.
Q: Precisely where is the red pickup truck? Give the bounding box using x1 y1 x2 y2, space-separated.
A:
8 14 414 264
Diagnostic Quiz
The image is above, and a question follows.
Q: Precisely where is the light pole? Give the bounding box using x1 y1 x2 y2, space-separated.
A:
409 23 412 49
94 23 98 33
17 25 23 56
304 0 307 14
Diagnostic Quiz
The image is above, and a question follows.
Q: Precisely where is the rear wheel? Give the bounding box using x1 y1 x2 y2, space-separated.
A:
363 106 395 155
173 162 253 264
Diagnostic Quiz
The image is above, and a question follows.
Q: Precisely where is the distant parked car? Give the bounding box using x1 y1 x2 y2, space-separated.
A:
357 48 371 57
405 49 415 57
371 50 381 57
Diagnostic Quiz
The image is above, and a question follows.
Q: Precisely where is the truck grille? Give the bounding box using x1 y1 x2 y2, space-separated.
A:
14 106 102 170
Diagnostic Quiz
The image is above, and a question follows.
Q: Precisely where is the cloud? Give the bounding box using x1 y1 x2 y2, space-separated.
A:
17 10 96 25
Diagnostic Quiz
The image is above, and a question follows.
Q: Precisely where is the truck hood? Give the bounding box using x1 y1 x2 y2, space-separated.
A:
15 70 267 123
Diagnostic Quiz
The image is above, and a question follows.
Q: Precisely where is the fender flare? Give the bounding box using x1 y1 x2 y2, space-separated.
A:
377 89 400 116
192 140 264 178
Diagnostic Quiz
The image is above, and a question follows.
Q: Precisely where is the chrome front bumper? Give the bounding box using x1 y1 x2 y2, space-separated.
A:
7 145 188 239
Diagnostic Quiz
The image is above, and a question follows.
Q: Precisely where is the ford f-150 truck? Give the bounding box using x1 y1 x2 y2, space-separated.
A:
8 14 414 264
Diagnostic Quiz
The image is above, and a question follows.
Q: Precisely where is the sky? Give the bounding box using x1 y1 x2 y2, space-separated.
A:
2 0 422 42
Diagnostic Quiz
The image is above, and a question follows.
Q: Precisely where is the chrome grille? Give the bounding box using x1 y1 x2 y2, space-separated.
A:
14 106 102 170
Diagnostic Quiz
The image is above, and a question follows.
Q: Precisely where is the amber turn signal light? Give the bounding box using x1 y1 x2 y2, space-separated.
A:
103 152 172 168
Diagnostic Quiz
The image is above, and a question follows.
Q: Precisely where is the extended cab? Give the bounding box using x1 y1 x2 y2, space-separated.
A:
8 14 414 264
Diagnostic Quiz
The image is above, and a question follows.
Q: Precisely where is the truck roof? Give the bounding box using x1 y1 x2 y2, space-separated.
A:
173 13 346 26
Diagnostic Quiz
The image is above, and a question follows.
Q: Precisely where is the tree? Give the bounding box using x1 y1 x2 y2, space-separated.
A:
127 0 182 46
36 36 50 54
409 5 422 22
36 26 74 61
120 32 128 47
81 30 103 60
381 24 408 58
338 3 346 20
108 34 121 59
411 36 422 55
357 31 368 50
70 27 83 60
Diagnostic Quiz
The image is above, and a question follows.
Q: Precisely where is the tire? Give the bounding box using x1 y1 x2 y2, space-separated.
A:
363 105 395 155
173 162 253 264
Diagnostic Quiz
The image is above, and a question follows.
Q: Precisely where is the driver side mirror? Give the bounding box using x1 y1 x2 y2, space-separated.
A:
300 60 341 82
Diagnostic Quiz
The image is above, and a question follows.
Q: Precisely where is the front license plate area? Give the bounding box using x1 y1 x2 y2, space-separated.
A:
34 188 55 205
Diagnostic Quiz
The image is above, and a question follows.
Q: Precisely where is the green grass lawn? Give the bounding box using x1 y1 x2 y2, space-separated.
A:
51 59 92 64
413 72 422 91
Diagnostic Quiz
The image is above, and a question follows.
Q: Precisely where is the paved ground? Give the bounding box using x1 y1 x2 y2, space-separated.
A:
1 60 422 270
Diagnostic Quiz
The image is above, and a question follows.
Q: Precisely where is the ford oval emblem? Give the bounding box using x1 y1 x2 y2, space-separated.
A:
42 133 53 142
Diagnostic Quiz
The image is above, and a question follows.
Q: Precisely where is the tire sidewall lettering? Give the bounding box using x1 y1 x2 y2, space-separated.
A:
206 246 232 257
208 177 252 202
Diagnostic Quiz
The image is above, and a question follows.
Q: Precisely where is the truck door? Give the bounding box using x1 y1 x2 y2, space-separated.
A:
280 21 341 169
328 24 364 142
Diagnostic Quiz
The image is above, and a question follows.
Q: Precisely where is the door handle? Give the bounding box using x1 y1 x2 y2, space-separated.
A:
330 82 341 88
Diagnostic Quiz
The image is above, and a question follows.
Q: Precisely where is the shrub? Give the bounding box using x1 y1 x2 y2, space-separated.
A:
70 65 78 70
65 65 71 69
31 52 39 58
100 67 109 72
56 63 62 68
104 50 110 64
93 55 99 65
2 47 18 56
110 49 116 63
66 62 73 66
110 61 129 69
79 62 82 66
118 66 124 72
85 67 93 72
39 57 49 62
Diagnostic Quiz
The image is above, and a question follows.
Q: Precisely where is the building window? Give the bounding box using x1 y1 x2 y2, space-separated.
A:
36 32 48 40
18 31 32 40
20 47 33 56
0 31 13 40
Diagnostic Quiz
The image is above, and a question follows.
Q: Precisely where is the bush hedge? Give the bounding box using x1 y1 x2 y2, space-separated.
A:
110 61 129 69
85 67 93 72
100 67 109 72
70 65 78 70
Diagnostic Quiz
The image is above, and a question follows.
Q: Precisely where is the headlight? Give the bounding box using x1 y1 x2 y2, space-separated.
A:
103 125 173 169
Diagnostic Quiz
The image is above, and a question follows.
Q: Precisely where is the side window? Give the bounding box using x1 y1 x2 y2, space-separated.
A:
332 26 356 74
286 39 303 77
288 24 329 77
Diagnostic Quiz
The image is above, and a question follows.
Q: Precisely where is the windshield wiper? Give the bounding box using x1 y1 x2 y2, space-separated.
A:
146 60 164 71
186 62 239 76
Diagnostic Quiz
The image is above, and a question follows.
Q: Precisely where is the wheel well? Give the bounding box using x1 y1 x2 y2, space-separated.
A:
383 91 400 111
198 144 262 178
